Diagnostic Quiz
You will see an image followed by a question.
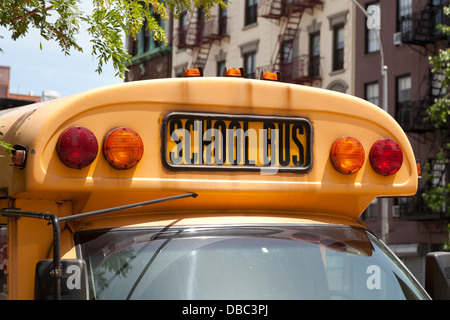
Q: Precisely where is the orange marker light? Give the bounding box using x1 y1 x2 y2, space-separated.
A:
330 137 365 174
262 71 280 81
227 68 243 77
103 127 144 170
184 68 202 77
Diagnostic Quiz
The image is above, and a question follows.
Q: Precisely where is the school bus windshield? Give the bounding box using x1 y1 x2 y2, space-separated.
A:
78 225 428 300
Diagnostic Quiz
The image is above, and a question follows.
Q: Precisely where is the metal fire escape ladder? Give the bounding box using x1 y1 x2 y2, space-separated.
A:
402 0 448 46
415 0 448 43
396 0 450 220
258 0 323 83
180 7 227 69
182 8 200 49
177 7 210 69
399 0 448 132
192 42 212 69
193 12 229 69
191 8 210 68
259 0 285 19
271 5 304 73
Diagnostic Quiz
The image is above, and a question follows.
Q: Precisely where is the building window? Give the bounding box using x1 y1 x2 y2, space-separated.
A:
396 75 412 127
174 64 188 78
245 0 258 26
130 36 138 56
397 0 412 34
178 11 188 47
362 199 378 220
365 82 379 106
281 41 293 64
432 0 447 36
133 27 144 56
328 80 348 93
366 2 380 53
197 8 206 43
150 14 163 50
427 158 447 213
332 24 345 71
431 71 446 98
131 9 164 56
217 60 226 76
219 5 227 35
397 75 411 104
429 160 446 189
309 32 320 77
239 40 258 78
244 51 256 79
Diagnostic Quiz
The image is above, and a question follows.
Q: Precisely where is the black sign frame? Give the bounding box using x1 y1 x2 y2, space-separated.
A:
161 112 313 173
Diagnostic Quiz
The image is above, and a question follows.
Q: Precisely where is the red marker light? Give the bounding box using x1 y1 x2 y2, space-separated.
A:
56 127 98 169
369 139 403 176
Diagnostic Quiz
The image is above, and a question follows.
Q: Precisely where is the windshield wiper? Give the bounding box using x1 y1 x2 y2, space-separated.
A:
126 229 183 300
59 192 198 222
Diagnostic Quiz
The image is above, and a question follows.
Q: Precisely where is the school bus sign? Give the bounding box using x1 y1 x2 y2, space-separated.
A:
163 112 312 172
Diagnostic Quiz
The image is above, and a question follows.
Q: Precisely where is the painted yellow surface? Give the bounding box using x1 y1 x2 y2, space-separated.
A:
0 78 418 217
0 78 418 299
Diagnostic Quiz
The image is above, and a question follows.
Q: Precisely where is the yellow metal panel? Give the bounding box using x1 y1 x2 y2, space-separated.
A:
6 199 71 299
70 212 367 234
0 79 420 299
0 79 418 220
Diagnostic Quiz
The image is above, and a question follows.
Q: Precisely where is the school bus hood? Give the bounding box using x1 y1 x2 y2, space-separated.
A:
0 78 418 220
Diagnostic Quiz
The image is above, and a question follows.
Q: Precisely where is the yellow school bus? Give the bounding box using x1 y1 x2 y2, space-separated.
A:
0 68 443 300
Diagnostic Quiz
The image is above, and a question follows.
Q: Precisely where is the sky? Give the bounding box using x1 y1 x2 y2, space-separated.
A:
0 2 124 98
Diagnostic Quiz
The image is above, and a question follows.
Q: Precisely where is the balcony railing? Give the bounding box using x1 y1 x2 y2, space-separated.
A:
396 100 436 132
257 54 322 85
399 5 448 45
177 15 227 49
203 17 228 41
398 187 449 221
259 0 323 19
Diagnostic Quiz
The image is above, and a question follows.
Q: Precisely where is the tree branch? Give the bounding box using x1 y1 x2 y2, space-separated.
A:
5 5 54 24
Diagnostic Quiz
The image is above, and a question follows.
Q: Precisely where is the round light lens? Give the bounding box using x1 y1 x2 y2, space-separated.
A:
103 127 144 170
330 137 365 174
56 126 98 169
369 138 403 176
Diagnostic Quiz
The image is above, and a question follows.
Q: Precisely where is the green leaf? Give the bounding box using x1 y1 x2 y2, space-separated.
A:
1 0 228 78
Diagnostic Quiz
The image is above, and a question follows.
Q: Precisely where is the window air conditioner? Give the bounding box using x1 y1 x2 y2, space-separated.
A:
393 32 403 46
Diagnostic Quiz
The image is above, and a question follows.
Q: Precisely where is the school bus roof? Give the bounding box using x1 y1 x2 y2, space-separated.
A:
0 77 418 220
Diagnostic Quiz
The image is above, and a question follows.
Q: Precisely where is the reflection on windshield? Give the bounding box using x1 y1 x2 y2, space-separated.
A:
76 226 429 300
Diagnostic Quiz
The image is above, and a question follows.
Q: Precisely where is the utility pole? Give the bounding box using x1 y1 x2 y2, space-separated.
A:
350 0 389 243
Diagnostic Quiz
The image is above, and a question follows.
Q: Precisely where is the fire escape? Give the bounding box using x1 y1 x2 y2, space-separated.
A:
177 7 228 69
257 0 323 85
397 0 448 133
396 0 450 221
